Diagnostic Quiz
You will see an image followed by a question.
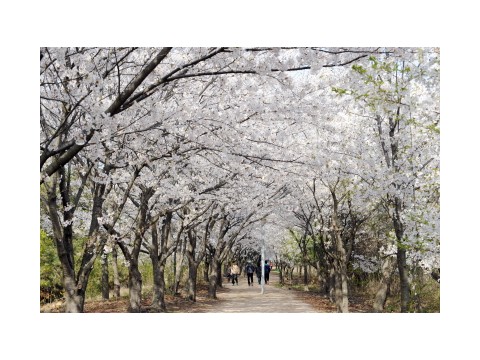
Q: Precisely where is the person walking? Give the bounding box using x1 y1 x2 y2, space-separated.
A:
231 262 240 285
256 262 262 284
245 261 255 286
264 260 271 284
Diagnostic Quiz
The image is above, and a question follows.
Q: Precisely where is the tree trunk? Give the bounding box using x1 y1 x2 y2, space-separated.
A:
335 265 349 313
172 236 186 295
101 251 109 300
327 261 336 303
373 255 396 312
303 264 308 285
203 260 210 282
278 261 284 285
185 225 207 302
331 192 349 313
187 265 198 301
151 257 166 312
216 260 223 287
128 261 143 312
316 260 327 294
46 171 86 312
172 248 177 293
397 248 410 312
112 245 121 298
208 260 219 299
63 273 83 312
393 199 410 313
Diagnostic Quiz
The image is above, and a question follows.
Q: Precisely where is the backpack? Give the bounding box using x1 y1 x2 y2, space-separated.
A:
246 264 254 274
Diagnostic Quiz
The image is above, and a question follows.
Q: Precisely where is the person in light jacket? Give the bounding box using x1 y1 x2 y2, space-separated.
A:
231 263 240 285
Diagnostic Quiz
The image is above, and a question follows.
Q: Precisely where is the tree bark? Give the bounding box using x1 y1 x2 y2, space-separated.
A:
128 261 143 312
203 259 210 282
150 255 166 312
303 264 308 285
172 235 186 295
208 259 219 299
63 273 83 313
101 251 109 300
331 191 349 313
316 260 327 294
373 255 396 312
397 247 410 312
187 265 198 302
125 184 154 312
393 198 410 312
112 245 121 298
216 260 223 287
327 261 335 303
185 224 208 302
44 170 93 312
149 214 176 312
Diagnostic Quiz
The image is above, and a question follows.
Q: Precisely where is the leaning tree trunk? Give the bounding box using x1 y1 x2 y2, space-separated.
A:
373 255 396 312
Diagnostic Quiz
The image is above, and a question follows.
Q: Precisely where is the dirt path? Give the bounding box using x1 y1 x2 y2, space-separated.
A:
198 271 317 313
42 271 328 313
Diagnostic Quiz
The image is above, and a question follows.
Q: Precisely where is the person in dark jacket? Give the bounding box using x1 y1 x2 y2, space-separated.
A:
245 261 255 286
264 260 271 284
256 262 262 284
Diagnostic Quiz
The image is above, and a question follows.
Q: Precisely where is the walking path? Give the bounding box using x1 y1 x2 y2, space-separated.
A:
203 271 317 313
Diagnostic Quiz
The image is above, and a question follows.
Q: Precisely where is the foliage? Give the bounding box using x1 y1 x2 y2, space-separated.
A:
40 229 63 302
85 251 129 299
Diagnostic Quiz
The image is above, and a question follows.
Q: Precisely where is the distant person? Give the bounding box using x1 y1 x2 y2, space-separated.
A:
226 265 232 282
264 260 271 284
256 262 262 284
245 261 255 286
231 262 240 285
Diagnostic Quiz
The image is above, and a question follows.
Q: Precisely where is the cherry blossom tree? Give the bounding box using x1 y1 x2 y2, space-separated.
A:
40 47 438 313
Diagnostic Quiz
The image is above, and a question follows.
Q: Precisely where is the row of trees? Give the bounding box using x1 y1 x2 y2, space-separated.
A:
271 52 439 312
40 47 439 312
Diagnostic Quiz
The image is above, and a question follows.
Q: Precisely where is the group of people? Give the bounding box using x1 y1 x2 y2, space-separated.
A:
228 260 271 286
